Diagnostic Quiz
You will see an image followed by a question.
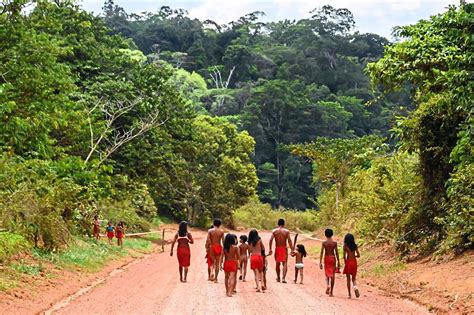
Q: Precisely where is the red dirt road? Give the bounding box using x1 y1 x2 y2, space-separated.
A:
46 230 427 315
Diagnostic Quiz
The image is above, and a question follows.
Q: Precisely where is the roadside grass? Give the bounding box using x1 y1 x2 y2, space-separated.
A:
152 215 174 227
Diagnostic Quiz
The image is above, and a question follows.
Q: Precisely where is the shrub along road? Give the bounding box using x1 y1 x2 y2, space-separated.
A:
34 229 428 315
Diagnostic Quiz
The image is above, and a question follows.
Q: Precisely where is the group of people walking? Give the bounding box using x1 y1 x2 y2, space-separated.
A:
170 218 361 299
92 215 125 246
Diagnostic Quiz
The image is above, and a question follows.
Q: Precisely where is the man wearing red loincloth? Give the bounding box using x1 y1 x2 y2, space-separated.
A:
268 218 294 283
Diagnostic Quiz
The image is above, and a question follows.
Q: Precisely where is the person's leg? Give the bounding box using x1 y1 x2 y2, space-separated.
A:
353 274 360 298
282 260 288 283
179 266 183 282
214 258 220 283
229 271 236 295
300 268 304 284
325 276 330 294
275 262 281 282
330 276 335 297
225 271 230 296
294 267 298 283
262 269 267 290
233 271 238 293
184 267 188 282
346 275 351 298
254 269 261 291
207 266 211 280
243 260 247 281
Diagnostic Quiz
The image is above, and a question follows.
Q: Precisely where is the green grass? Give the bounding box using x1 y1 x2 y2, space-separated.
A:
123 238 153 252
11 261 45 276
371 261 406 276
151 215 174 227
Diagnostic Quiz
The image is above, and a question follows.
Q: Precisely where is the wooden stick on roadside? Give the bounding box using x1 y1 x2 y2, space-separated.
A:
162 229 165 252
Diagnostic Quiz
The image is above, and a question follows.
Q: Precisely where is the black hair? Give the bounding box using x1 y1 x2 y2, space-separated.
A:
248 229 260 246
224 233 236 253
324 228 333 238
94 215 98 219
344 233 358 251
213 218 222 227
240 235 248 243
278 218 285 226
178 221 188 237
296 244 307 257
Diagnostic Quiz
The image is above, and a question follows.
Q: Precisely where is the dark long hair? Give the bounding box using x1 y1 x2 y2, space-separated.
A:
224 233 236 253
178 221 188 237
344 233 358 251
248 229 260 246
296 244 307 257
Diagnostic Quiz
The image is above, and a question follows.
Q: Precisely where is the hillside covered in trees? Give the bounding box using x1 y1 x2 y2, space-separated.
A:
0 0 472 256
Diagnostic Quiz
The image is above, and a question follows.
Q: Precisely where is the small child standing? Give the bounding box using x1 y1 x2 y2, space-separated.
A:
106 221 115 245
291 244 307 284
238 235 249 281
343 233 360 298
319 228 340 297
222 234 240 297
115 221 125 247
93 215 101 240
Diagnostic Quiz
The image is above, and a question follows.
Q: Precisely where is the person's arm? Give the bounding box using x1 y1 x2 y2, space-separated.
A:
188 232 194 244
220 251 224 270
319 244 324 269
290 251 296 257
286 231 294 252
205 231 211 249
335 243 340 268
220 232 225 246
236 246 241 262
355 248 360 258
268 232 274 256
170 234 177 256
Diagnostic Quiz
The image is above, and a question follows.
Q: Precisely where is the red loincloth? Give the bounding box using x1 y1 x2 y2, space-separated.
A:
211 244 222 257
274 246 287 262
93 225 100 235
115 231 124 239
177 246 191 267
223 260 238 272
107 231 114 239
343 258 357 277
250 254 263 270
324 255 336 278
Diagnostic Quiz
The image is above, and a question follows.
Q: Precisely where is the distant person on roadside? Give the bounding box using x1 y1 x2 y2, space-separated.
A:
268 218 293 283
170 221 194 282
248 229 265 292
343 233 360 298
319 228 340 297
238 235 249 282
222 233 240 297
291 244 307 284
206 218 224 282
93 215 101 240
106 221 115 245
115 221 125 247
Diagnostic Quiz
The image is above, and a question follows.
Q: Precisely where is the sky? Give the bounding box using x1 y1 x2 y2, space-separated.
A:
79 0 462 39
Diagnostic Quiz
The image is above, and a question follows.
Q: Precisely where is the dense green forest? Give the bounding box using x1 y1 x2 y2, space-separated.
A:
0 0 472 257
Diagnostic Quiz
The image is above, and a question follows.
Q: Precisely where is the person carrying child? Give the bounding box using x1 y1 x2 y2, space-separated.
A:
221 234 240 297
115 221 125 247
93 215 101 240
170 221 194 282
238 235 249 282
291 244 307 284
343 233 360 298
248 229 265 292
319 228 340 297
105 221 115 245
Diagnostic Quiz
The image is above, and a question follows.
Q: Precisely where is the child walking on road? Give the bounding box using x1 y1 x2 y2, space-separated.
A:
238 235 249 281
106 221 115 245
319 228 340 297
115 221 125 247
222 234 240 297
343 233 361 298
291 244 307 284
248 229 265 292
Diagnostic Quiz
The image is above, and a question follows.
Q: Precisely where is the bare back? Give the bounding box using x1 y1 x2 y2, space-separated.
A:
272 227 291 247
208 228 224 245
323 239 337 257
224 245 239 261
239 243 249 257
248 239 264 254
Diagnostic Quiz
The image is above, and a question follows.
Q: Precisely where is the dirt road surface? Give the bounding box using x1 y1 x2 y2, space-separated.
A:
46 229 427 315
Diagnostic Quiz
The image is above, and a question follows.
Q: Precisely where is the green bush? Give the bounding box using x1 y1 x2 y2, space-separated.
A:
234 199 319 232
0 232 30 262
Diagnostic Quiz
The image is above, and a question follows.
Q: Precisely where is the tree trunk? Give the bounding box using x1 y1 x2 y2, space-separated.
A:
335 181 341 211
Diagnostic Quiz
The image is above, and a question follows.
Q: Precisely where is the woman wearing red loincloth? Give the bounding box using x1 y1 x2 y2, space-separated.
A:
222 233 240 297
170 221 194 282
343 233 361 298
248 229 266 292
